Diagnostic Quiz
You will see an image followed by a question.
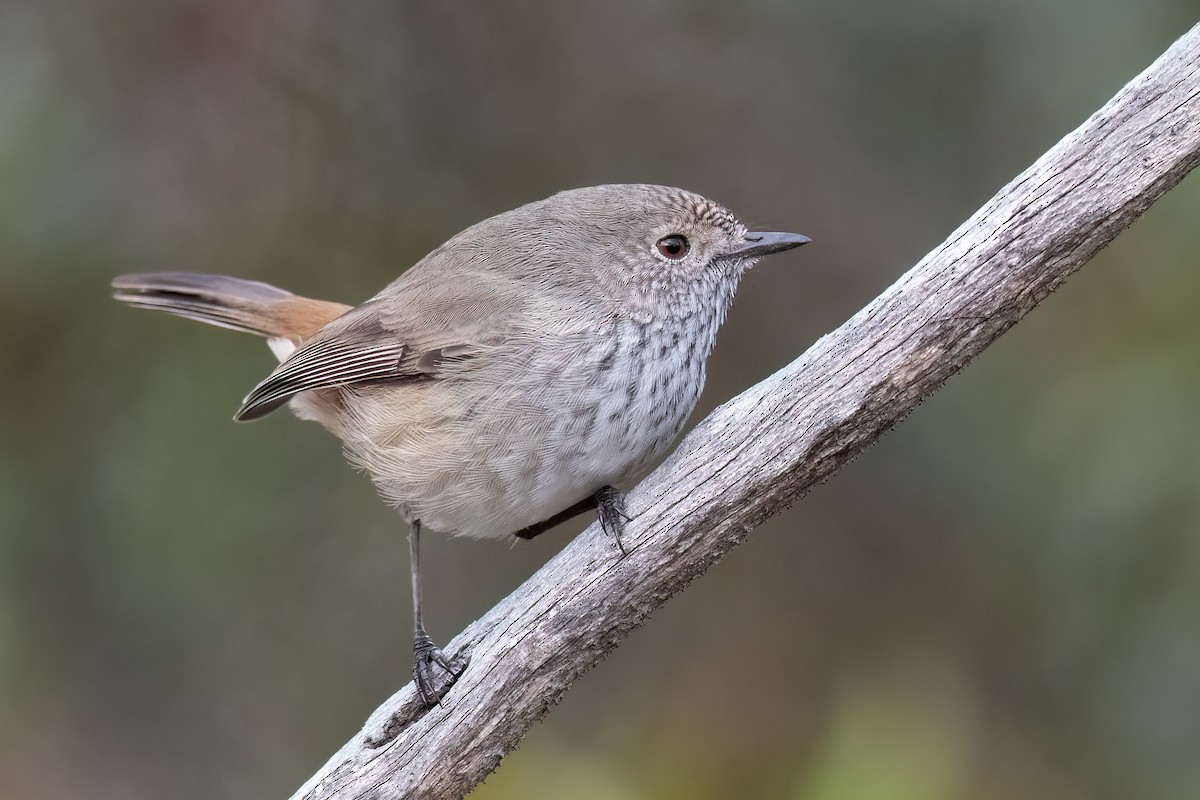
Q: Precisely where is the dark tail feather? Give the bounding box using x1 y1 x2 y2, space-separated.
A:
112 272 350 342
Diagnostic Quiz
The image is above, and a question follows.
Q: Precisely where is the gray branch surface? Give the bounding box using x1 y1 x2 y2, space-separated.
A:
293 24 1200 800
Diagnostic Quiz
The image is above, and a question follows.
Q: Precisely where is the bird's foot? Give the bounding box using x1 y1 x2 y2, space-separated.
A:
413 630 467 707
596 485 632 555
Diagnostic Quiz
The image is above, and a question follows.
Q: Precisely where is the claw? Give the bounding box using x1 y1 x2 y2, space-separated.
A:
595 486 631 555
413 630 467 707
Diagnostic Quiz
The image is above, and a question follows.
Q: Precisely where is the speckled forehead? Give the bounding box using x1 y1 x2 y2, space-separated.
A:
668 190 744 235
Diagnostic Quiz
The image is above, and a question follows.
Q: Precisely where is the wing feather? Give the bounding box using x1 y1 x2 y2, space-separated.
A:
232 264 572 422
235 341 412 420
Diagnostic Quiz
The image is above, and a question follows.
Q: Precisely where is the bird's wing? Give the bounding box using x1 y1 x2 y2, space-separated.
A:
233 272 545 421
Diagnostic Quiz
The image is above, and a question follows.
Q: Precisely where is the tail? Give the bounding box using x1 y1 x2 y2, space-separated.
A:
112 272 351 359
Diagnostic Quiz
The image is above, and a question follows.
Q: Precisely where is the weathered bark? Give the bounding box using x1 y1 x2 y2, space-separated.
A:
293 23 1200 800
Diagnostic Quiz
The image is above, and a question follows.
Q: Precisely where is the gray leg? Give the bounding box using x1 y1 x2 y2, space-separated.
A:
512 485 632 555
408 519 466 706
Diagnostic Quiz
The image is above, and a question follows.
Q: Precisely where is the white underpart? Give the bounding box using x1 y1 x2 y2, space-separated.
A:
268 336 296 362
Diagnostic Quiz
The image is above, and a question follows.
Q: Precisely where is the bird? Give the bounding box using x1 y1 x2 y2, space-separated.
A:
112 183 809 704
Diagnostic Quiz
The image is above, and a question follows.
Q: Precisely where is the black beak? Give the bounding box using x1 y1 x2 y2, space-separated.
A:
731 231 811 259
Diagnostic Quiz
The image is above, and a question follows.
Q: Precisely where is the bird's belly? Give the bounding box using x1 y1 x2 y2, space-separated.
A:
336 325 704 539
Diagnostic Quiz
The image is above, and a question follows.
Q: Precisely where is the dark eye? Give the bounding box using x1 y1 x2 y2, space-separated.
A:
656 235 689 260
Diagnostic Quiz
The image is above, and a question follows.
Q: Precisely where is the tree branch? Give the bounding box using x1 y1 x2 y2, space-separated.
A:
293 24 1200 800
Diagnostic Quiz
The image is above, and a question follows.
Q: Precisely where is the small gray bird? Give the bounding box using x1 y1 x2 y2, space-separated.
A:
112 184 808 704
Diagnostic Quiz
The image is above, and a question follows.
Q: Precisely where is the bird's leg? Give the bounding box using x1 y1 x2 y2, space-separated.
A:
408 519 466 707
594 485 631 555
512 485 632 555
512 494 601 540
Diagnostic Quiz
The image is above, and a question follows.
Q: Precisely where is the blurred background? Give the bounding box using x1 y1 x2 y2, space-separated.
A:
2 2 1198 798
